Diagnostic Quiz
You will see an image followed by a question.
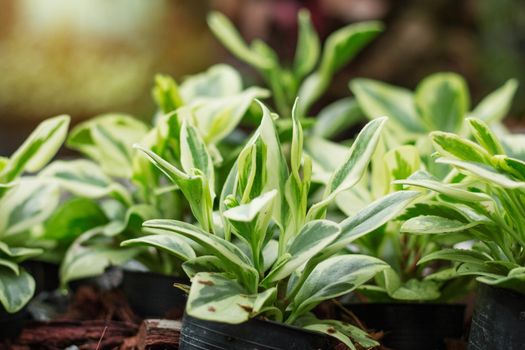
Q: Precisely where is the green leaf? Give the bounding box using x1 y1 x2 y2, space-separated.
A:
0 179 60 236
143 219 259 292
180 121 215 196
308 117 387 219
290 254 387 319
0 115 70 183
395 171 492 202
0 259 19 275
350 78 426 135
262 220 340 285
135 146 213 231
186 272 276 323
182 256 225 278
207 12 273 70
437 158 525 189
401 215 482 234
152 74 184 113
418 248 491 265
180 64 243 100
42 197 108 242
320 22 382 77
431 131 493 164
190 87 268 145
297 22 382 116
39 159 131 204
415 72 470 132
121 234 196 262
466 117 505 155
301 318 379 350
328 190 420 253
293 9 320 80
470 79 518 123
0 267 35 313
389 279 441 300
60 245 138 285
0 242 42 263
312 98 364 139
67 114 149 178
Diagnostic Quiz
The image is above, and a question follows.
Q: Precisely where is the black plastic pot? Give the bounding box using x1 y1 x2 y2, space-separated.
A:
179 313 336 350
468 283 525 350
0 306 26 339
346 303 465 350
120 270 188 318
22 260 60 294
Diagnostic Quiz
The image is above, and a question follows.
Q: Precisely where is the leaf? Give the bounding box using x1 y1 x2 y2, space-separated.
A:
60 246 138 285
466 118 505 155
350 78 426 135
302 318 379 349
470 79 518 123
143 219 259 292
293 9 320 80
384 145 420 182
0 267 35 313
186 272 276 323
256 102 289 227
182 256 225 278
312 98 364 139
207 12 273 70
418 248 491 265
297 22 382 116
415 72 470 132
121 234 196 262
389 279 441 301
42 197 108 242
152 74 184 113
308 117 387 219
135 146 213 231
180 64 243 101
401 215 482 234
320 22 382 77
0 115 70 183
180 121 215 196
303 323 357 350
327 191 420 253
431 131 492 164
437 158 525 189
395 171 492 202
290 254 388 318
0 242 42 263
191 87 268 145
67 114 149 178
0 179 60 236
262 220 340 285
39 159 131 204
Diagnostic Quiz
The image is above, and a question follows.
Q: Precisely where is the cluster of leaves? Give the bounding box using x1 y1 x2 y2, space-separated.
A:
399 117 525 295
123 99 420 347
209 10 382 125
52 64 268 286
0 116 69 312
351 73 518 176
309 73 520 302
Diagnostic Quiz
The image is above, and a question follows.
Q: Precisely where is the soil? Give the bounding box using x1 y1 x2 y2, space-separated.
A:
0 285 185 350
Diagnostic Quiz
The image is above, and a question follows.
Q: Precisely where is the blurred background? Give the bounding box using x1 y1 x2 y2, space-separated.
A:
1 0 525 154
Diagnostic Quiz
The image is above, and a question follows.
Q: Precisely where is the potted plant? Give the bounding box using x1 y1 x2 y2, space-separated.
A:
350 71 518 178
0 115 69 336
124 99 420 349
208 9 382 140
331 142 470 350
30 64 267 318
398 117 525 349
